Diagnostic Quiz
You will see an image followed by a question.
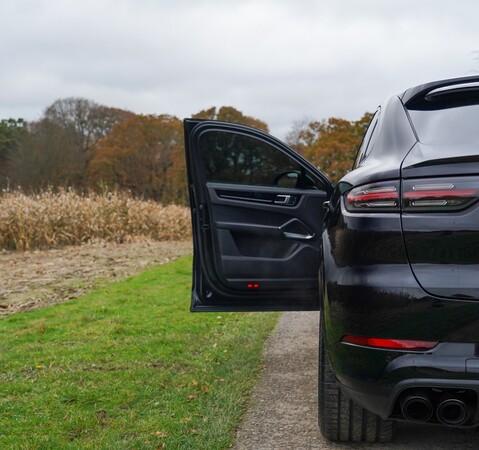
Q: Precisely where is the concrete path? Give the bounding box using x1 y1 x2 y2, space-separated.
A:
233 312 479 449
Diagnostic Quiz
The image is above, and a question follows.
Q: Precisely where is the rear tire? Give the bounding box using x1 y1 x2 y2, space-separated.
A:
318 314 395 442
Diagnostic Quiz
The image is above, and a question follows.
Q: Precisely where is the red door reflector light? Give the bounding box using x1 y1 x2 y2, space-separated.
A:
341 335 438 351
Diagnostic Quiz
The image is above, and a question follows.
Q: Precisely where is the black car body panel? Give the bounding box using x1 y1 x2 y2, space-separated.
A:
184 75 479 434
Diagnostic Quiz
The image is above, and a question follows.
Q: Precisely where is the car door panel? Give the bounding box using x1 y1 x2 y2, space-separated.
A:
185 119 333 311
208 184 326 280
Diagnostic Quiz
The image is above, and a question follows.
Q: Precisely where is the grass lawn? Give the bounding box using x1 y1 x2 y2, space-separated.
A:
0 256 279 449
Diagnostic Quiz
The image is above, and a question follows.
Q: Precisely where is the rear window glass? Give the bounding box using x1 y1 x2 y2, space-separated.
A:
409 104 479 145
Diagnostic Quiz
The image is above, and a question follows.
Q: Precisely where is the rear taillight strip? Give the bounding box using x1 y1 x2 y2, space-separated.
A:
404 189 477 199
403 179 478 211
345 179 479 213
345 183 399 212
412 183 454 191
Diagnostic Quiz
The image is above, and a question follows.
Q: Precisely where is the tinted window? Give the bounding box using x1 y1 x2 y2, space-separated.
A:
409 104 479 145
352 110 379 169
199 130 322 189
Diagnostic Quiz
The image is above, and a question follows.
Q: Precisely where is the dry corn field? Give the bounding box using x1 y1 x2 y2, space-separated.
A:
0 189 192 251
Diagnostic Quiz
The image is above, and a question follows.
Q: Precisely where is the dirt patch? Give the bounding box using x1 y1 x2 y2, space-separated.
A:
0 239 192 316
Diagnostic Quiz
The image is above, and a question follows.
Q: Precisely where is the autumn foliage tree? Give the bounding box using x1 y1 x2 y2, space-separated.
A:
160 140 189 205
1 101 270 203
1 98 373 204
88 114 183 200
88 106 268 204
286 113 374 182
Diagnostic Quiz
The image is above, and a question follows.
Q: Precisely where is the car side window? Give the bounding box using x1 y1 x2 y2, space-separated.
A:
353 109 380 169
199 130 323 189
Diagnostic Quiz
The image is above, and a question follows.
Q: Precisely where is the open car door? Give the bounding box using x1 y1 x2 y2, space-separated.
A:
184 119 333 311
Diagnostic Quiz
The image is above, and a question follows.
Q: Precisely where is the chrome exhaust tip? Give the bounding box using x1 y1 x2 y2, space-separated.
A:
400 392 434 423
436 397 470 426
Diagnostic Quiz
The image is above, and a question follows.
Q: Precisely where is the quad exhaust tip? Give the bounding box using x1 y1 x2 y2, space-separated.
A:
400 392 434 423
399 391 472 426
436 396 470 426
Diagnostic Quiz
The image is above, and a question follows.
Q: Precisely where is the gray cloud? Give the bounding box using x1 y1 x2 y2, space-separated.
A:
1 0 478 138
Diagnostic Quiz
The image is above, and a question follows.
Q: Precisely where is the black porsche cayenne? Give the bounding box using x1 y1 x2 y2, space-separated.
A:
183 75 479 442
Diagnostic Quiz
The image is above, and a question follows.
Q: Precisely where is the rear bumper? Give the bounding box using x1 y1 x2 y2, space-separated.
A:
323 261 479 424
323 241 479 425
335 342 479 424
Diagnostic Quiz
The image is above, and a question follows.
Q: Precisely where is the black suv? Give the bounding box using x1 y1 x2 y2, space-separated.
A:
183 76 479 442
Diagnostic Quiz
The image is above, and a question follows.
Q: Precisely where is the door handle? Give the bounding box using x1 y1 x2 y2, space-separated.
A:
282 231 314 240
279 218 315 240
274 194 291 205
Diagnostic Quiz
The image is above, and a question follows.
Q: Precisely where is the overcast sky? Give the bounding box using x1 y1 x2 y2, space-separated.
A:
1 0 478 138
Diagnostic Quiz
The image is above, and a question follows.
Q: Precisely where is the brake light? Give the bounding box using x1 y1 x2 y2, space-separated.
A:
341 335 438 351
345 182 400 212
345 179 479 213
403 181 478 211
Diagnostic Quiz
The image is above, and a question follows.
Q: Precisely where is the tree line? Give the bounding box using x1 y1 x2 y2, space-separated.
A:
0 97 372 204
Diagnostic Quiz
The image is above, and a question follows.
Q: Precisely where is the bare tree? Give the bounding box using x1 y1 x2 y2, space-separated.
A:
44 98 135 181
9 119 83 190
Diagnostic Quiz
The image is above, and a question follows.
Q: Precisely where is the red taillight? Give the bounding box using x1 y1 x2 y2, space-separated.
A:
403 181 478 211
345 182 400 212
341 335 438 351
345 179 479 213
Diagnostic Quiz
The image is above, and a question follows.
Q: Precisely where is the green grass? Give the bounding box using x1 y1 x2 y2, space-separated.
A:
0 257 279 449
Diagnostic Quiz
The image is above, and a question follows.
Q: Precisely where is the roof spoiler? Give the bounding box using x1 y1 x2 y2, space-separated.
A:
402 75 479 110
